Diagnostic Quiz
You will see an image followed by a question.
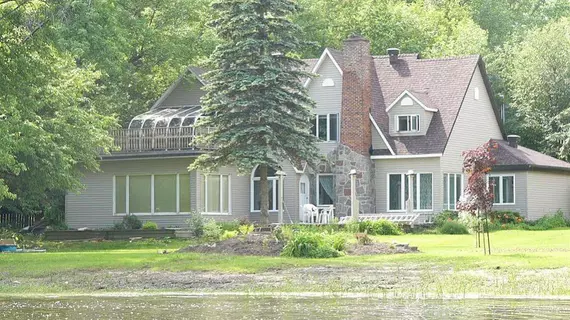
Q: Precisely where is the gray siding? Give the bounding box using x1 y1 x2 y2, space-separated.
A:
526 171 570 220
307 55 343 155
374 158 441 214
387 97 434 137
66 158 303 228
66 157 240 229
489 171 528 217
441 65 503 171
371 123 389 150
159 78 205 107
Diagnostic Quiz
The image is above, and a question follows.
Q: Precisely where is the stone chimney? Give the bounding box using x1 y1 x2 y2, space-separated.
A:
507 135 520 149
341 34 373 156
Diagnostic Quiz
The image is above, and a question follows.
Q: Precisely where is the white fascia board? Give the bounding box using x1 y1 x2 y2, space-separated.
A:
371 153 442 160
304 48 343 87
369 113 395 155
386 90 438 113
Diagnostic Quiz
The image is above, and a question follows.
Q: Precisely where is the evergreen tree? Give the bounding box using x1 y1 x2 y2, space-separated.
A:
191 0 319 225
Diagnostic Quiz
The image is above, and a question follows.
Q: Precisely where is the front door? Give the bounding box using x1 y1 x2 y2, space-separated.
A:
299 175 310 221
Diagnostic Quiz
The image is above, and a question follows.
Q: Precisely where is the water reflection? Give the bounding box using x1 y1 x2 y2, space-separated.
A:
1 295 570 319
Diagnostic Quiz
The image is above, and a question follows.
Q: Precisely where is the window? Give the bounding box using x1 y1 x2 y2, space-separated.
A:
396 115 420 132
311 113 339 141
251 166 279 211
489 175 515 205
114 174 193 215
388 173 432 211
201 174 231 214
317 174 334 205
443 173 463 210
322 78 335 87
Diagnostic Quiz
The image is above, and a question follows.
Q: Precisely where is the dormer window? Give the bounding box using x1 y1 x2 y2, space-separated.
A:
396 115 420 132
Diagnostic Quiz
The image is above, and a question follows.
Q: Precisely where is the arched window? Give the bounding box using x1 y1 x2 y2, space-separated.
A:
250 166 279 212
401 96 414 106
322 78 335 87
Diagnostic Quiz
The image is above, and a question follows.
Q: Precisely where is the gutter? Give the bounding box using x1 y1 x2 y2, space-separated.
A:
370 153 442 160
493 164 570 174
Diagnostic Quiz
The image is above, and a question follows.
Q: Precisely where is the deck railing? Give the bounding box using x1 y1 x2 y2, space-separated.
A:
109 126 214 153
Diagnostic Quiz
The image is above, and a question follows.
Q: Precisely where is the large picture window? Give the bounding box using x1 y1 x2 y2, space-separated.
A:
311 113 339 142
114 174 192 215
443 173 463 210
388 173 432 211
201 174 230 214
251 166 279 211
317 174 334 205
489 175 515 205
396 115 420 132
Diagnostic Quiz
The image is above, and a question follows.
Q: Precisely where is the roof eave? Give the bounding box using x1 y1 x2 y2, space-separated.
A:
493 164 570 173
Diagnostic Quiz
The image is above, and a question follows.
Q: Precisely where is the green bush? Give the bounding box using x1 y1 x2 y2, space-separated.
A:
122 215 142 230
434 210 459 228
186 212 205 237
326 233 347 251
525 211 567 230
281 232 341 258
489 210 524 224
438 221 469 234
355 220 401 235
218 220 240 232
203 219 222 241
221 230 239 240
344 221 360 233
142 221 158 230
238 224 254 235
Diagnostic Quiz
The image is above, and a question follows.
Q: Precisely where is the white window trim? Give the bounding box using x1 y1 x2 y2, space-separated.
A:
386 172 433 212
443 173 464 211
113 173 193 216
202 174 232 215
314 113 340 142
316 174 335 206
395 114 420 133
250 166 279 213
488 174 516 205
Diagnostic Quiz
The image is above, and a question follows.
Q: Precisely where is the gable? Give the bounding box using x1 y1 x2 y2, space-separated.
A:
441 65 503 169
158 78 205 108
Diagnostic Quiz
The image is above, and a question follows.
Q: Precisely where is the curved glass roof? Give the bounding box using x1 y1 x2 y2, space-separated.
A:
128 106 202 130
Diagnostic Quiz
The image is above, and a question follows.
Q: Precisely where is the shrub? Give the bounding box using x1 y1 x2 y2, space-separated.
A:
186 212 205 237
238 224 254 235
434 210 459 227
221 230 239 240
203 219 222 241
281 232 341 258
326 233 347 251
218 220 240 232
142 221 158 230
122 215 142 230
438 221 469 234
489 210 523 224
370 220 401 235
344 221 360 234
528 211 567 230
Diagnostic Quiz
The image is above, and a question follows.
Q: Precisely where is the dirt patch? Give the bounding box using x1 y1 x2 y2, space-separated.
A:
346 242 419 255
177 233 283 256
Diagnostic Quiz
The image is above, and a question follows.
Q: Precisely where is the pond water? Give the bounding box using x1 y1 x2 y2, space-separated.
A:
1 295 570 319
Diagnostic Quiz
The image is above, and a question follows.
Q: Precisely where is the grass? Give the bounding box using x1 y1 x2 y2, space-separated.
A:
2 229 570 296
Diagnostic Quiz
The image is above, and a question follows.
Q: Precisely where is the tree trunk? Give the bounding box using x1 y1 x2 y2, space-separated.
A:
259 164 269 226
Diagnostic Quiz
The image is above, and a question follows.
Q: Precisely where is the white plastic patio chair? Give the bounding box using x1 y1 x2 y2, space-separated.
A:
302 204 319 223
319 205 334 224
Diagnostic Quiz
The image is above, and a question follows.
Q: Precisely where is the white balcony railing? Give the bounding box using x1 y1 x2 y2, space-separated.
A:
109 126 214 153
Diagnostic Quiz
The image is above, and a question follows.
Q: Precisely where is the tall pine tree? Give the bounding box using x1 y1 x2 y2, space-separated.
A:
191 0 319 225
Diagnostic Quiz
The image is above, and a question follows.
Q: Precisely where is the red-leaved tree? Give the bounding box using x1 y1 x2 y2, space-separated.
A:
457 140 498 254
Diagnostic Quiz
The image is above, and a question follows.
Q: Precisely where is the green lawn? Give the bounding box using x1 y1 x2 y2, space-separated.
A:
2 230 570 296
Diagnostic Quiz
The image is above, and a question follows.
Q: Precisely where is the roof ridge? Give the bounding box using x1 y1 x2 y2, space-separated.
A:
373 54 480 62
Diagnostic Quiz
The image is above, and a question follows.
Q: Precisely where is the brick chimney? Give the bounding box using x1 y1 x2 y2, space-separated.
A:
341 34 373 156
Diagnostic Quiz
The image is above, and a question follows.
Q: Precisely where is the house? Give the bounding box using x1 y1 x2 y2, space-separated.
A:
65 35 570 228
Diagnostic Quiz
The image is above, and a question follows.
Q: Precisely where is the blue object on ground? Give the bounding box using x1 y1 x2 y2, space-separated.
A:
0 244 17 252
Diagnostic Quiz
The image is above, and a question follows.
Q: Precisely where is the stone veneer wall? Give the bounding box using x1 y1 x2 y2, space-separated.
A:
328 144 376 216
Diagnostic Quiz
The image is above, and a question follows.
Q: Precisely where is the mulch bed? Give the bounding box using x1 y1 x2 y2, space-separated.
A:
346 242 419 255
177 233 284 256
178 233 419 257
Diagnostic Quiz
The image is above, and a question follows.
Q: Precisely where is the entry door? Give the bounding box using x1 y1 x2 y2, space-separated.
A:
299 175 310 220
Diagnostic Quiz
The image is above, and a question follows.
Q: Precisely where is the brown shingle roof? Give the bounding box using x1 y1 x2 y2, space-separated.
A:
370 54 482 155
491 139 570 172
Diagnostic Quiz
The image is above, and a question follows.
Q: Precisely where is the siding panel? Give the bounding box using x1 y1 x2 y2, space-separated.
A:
526 171 570 220
489 171 527 217
159 79 205 107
